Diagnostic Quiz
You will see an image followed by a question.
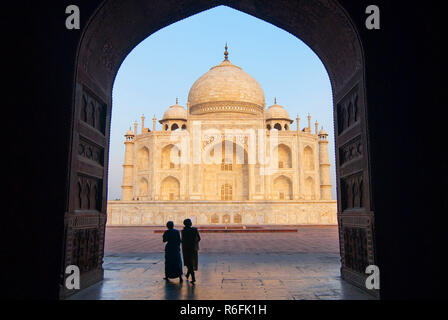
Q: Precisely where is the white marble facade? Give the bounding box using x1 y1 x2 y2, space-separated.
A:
108 47 336 225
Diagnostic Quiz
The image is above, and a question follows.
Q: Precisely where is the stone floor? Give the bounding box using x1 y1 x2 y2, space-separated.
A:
69 226 373 300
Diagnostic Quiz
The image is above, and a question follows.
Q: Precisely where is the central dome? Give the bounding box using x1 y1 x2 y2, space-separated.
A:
188 50 265 115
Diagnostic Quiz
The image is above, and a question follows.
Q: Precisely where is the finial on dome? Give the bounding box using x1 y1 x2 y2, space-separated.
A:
176 97 178 104
224 43 229 61
274 97 277 104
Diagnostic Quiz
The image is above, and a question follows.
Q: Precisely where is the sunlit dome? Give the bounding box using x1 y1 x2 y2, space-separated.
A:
265 102 291 120
162 101 187 120
188 45 265 115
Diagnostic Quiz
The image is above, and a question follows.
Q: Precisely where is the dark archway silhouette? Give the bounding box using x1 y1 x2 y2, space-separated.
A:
6 0 444 301
64 0 375 298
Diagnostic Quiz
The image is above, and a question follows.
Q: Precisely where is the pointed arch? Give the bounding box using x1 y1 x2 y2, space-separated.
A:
86 183 92 209
90 102 96 127
77 181 82 209
276 144 292 168
161 176 180 200
138 146 149 170
81 95 88 122
305 176 315 200
273 175 292 200
161 144 180 169
69 0 373 296
304 146 314 170
92 184 98 211
138 177 149 197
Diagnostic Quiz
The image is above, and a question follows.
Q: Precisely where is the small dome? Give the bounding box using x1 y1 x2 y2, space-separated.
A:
265 104 290 120
125 129 134 136
319 128 328 135
162 104 187 121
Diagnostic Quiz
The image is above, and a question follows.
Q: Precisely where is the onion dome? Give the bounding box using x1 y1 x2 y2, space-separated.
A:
187 45 265 115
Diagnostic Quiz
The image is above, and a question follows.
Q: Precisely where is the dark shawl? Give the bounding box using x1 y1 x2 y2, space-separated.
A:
162 228 183 278
181 226 201 270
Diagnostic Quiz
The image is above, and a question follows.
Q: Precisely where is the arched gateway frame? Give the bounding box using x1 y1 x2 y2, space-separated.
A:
64 0 376 298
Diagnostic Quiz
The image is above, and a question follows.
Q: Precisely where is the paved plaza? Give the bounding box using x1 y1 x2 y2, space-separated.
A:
104 226 340 254
69 226 373 300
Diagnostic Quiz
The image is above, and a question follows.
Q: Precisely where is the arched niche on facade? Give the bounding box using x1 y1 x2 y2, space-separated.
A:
138 177 149 197
304 146 314 170
276 144 292 168
160 176 180 200
273 175 292 200
138 147 149 170
305 176 315 200
161 144 181 169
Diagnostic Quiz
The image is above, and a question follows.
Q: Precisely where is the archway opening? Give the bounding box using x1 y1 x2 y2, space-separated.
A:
67 1 375 300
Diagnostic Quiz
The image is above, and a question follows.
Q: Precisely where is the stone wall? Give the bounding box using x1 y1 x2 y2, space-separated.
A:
106 200 337 226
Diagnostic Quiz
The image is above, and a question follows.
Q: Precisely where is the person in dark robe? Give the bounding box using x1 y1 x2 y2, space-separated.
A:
181 218 201 283
162 221 183 282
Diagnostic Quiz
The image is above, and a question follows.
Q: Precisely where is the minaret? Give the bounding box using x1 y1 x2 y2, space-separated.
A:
152 115 156 132
121 128 135 201
318 127 331 200
296 114 300 132
315 120 319 135
141 114 145 133
307 114 311 132
134 120 138 136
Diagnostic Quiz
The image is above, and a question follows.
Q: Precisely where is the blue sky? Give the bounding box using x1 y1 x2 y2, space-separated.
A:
109 5 335 200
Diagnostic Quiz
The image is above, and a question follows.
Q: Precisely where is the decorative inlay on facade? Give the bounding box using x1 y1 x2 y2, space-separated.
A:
190 101 263 115
343 227 369 273
76 175 103 211
81 87 107 134
71 228 100 273
340 171 364 211
69 215 101 228
337 86 360 134
78 138 104 166
339 136 363 165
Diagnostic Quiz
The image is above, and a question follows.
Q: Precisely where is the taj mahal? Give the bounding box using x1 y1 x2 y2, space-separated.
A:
107 46 337 226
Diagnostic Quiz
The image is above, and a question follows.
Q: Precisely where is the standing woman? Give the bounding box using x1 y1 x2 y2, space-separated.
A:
181 218 201 283
162 221 183 282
